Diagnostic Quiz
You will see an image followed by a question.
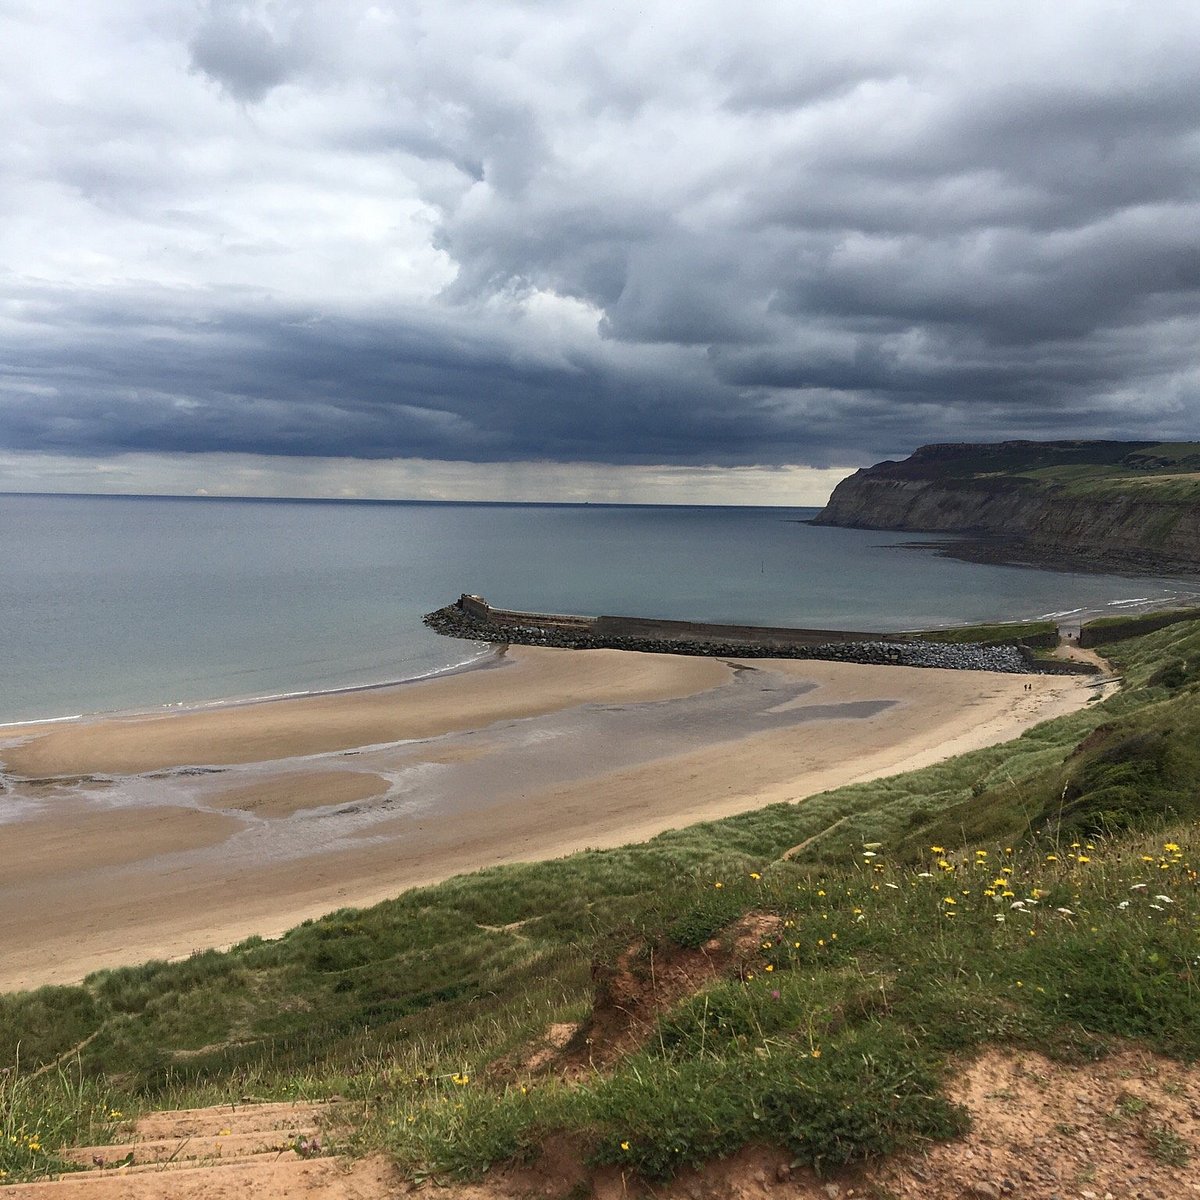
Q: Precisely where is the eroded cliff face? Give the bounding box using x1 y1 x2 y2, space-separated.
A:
813 446 1200 572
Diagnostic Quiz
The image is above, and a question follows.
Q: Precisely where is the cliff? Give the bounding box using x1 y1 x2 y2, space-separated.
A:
812 440 1200 573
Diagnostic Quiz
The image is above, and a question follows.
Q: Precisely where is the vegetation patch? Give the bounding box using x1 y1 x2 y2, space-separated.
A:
910 620 1058 648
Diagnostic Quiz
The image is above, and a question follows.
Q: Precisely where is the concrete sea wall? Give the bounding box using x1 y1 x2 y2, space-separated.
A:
425 595 1098 675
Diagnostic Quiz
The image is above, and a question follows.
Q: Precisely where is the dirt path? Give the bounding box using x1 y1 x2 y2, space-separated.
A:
3 1101 396 1199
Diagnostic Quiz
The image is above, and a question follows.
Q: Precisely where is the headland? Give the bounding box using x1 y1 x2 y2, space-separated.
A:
812 439 1200 573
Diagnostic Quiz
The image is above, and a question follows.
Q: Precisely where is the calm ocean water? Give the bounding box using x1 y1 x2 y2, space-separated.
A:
2 493 1197 725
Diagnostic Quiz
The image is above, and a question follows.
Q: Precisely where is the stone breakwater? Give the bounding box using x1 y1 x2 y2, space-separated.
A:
423 603 1047 674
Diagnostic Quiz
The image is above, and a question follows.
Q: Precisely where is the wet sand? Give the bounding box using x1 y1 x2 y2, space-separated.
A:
0 646 1105 992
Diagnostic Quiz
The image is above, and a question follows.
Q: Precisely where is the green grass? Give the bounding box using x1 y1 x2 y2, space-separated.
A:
360 828 1198 1181
2 612 1200 1184
0 1061 120 1183
909 620 1057 648
1080 607 1200 648
892 441 1200 502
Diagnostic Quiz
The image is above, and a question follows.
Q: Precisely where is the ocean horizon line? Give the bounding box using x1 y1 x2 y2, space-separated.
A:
0 491 820 512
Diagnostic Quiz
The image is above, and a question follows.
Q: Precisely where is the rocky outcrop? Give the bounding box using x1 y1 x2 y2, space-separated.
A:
813 441 1200 573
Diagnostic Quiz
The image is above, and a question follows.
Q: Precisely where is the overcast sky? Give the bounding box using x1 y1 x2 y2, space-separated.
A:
2 1 1198 503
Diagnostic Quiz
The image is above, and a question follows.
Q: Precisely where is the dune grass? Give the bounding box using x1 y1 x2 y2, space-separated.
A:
0 1060 119 1183
1 615 1199 1183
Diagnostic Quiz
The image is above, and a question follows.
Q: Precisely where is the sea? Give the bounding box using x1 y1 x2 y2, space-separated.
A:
3 492 1198 726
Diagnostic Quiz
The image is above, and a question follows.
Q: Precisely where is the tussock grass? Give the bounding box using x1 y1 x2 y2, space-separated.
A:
363 827 1197 1181
0 1060 119 1183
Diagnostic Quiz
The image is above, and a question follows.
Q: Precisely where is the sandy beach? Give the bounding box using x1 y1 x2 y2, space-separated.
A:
0 646 1106 993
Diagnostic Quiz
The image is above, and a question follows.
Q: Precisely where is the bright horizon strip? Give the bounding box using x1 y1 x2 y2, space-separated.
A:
0 451 856 508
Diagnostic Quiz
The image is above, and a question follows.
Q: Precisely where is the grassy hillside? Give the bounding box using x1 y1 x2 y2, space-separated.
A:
884 440 1200 504
3 620 1200 1184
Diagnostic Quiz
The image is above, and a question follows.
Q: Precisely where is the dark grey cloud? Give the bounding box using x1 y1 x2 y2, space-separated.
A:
189 2 308 102
2 0 1199 479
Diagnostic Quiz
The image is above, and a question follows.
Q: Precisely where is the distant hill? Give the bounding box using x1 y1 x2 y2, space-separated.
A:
812 440 1200 573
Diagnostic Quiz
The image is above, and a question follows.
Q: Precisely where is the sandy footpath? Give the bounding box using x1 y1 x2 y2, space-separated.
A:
0 646 1107 992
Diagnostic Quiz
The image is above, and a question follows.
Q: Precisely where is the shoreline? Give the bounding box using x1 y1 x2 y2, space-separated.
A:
0 643 501 734
0 645 1109 992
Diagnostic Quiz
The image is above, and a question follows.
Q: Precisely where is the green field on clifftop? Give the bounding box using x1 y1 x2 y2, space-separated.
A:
890 440 1200 503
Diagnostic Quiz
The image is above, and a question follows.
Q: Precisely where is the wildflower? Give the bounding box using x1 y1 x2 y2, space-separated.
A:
1070 842 1081 849
1164 843 1181 853
770 989 780 1000
810 1048 822 1058
1045 854 1058 862
749 872 761 880
817 889 826 896
108 1110 123 1120
817 938 825 946
1155 895 1174 904
765 964 775 972
975 849 988 857
995 914 1006 923
943 896 957 905
620 1141 631 1151
714 881 724 889
1015 980 1024 987
218 1129 231 1137
1056 907 1075 916
1117 900 1130 910
1131 883 1148 891
931 846 945 854
1077 856 1091 864
916 871 934 878
452 1073 470 1086
983 889 996 897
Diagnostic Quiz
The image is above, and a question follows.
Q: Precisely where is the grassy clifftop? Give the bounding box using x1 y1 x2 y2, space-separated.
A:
4 620 1200 1185
813 440 1200 571
864 440 1200 501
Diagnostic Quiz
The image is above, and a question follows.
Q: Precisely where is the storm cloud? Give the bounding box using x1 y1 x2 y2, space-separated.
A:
2 0 1199 481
